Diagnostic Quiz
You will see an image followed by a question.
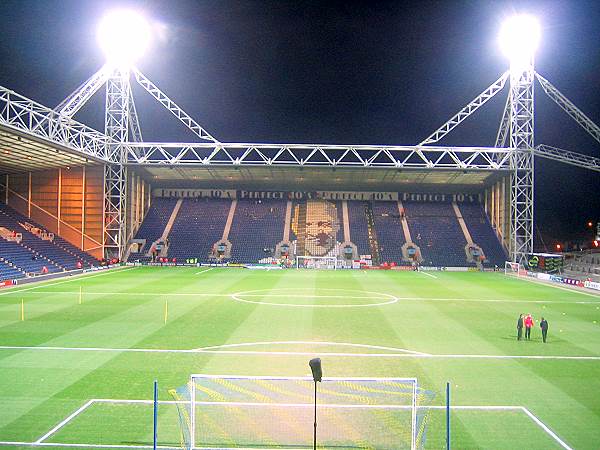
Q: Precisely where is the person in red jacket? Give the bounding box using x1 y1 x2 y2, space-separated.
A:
524 314 534 340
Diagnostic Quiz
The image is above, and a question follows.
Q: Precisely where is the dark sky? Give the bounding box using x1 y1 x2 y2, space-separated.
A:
0 0 598 248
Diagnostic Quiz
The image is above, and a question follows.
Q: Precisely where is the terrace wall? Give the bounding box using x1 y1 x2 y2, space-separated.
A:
2 167 149 259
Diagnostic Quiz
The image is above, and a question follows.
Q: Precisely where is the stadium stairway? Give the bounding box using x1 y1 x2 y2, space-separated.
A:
346 201 371 256
293 202 307 256
127 198 178 261
458 203 508 267
364 202 381 265
372 201 407 264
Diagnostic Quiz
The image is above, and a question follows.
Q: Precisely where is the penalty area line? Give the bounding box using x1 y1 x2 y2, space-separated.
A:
521 407 573 450
35 399 95 443
195 267 215 275
11 401 571 450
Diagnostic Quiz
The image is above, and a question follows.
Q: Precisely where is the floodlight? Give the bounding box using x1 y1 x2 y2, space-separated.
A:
97 9 151 67
499 15 540 69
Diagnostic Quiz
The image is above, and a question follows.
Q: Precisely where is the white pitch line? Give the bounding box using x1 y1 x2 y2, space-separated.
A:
0 267 138 297
194 340 430 355
35 399 94 443
0 345 196 354
3 402 571 450
16 291 231 297
0 442 180 449
9 290 599 304
418 271 438 279
0 344 599 360
521 407 574 450
195 267 215 275
240 294 388 299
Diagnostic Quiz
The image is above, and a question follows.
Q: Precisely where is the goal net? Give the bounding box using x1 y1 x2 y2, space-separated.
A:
170 375 434 450
504 261 525 276
296 256 338 270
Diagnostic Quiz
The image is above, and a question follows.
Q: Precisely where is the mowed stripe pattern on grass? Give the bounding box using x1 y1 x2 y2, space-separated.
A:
0 267 598 448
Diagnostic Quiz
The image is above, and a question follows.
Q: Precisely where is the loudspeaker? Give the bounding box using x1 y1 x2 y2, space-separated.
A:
309 358 322 382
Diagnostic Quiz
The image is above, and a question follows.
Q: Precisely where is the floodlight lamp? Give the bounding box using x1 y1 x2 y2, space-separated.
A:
97 9 151 67
499 15 540 69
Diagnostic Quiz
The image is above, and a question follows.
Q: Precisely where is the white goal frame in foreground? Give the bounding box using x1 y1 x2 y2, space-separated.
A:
504 261 525 276
296 256 339 270
188 374 419 450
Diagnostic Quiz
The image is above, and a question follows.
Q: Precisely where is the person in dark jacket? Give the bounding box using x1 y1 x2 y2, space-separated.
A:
540 317 548 343
517 314 524 341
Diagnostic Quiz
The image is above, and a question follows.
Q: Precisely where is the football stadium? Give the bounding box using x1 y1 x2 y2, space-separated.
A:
0 2 599 449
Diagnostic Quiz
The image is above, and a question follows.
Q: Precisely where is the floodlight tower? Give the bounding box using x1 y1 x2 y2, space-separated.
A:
500 15 540 263
97 10 151 259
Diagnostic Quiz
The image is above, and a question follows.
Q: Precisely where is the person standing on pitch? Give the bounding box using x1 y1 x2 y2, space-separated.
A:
517 314 524 341
540 317 548 343
524 314 534 340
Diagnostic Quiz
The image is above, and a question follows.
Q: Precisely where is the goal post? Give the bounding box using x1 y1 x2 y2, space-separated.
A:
172 374 433 450
504 261 524 276
296 255 338 270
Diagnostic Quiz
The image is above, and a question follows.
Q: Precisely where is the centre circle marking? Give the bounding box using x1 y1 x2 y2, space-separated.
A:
230 288 398 308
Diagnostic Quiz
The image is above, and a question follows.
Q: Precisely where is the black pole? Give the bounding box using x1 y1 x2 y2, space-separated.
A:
313 380 317 450
309 358 322 450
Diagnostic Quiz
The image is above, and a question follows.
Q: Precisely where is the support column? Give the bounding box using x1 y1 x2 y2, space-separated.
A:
140 179 145 222
104 68 130 260
28 172 32 218
81 166 86 249
57 168 62 235
495 182 501 236
283 200 292 242
509 58 535 264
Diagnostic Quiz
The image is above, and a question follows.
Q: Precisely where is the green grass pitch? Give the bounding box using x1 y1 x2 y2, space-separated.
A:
0 266 599 449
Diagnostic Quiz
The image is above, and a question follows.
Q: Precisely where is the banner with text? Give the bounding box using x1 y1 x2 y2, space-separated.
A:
153 189 480 203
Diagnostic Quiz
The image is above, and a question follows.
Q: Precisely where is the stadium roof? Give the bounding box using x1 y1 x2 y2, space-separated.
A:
0 126 101 174
0 121 507 191
133 165 506 192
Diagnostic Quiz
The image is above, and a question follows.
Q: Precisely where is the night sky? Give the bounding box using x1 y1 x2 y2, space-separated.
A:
0 0 598 248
